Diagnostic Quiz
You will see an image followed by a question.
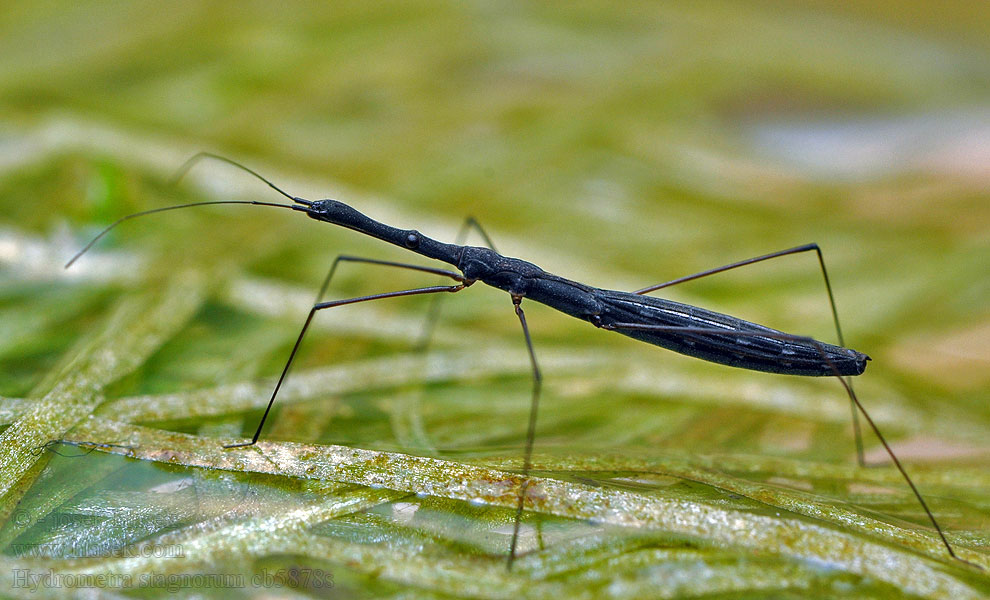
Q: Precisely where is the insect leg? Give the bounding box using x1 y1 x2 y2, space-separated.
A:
459 216 499 253
309 257 467 447
313 255 465 304
225 283 467 449
416 216 498 351
31 440 135 457
601 322 968 564
507 295 542 570
634 244 866 466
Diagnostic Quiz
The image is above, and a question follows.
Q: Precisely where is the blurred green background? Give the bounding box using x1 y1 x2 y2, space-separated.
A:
0 2 988 598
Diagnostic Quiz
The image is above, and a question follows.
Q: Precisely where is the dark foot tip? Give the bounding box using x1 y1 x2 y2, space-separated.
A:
223 441 255 449
954 556 983 570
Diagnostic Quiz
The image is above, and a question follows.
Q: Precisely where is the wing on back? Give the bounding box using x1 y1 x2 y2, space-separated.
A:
596 290 868 376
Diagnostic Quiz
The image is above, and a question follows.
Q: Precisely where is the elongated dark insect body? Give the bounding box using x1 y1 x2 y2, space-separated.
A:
66 153 972 569
266 197 870 379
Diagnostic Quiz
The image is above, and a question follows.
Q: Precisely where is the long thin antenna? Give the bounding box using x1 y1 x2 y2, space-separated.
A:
172 152 311 205
64 200 301 268
67 152 314 268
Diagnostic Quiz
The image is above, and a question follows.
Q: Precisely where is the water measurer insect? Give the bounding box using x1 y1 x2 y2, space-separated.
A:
66 153 970 568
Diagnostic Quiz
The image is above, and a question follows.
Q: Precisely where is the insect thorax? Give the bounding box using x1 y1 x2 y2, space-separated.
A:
459 247 545 293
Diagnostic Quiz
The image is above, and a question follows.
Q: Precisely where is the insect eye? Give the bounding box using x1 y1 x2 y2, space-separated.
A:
405 232 420 248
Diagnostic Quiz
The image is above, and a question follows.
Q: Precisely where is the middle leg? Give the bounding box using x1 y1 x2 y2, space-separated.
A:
507 295 542 570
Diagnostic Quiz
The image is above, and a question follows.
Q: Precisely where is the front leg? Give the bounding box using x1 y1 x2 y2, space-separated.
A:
226 282 467 449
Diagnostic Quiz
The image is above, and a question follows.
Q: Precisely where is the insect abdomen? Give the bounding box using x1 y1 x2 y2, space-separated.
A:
598 291 869 377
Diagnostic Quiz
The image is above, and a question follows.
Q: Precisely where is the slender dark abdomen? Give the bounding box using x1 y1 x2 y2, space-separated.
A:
597 291 869 376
